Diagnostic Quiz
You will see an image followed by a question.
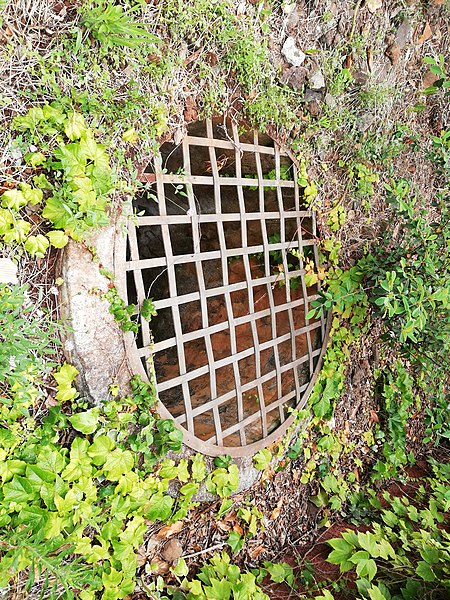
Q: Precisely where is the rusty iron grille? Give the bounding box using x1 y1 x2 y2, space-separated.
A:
118 118 329 457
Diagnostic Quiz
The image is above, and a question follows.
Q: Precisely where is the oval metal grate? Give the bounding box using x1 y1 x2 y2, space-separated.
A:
117 118 329 457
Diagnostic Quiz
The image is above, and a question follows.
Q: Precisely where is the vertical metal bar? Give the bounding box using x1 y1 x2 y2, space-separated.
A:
182 132 222 445
206 119 241 444
155 153 194 433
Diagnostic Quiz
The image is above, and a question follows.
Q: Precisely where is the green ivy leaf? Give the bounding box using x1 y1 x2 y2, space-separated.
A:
350 551 377 581
253 448 272 471
172 557 189 577
159 460 178 480
47 230 69 249
88 435 116 466
42 195 73 229
20 183 43 205
0 208 13 234
204 577 232 600
80 132 109 169
3 475 35 504
416 560 436 582
24 151 46 167
1 189 27 211
26 464 56 490
367 584 391 600
37 446 66 473
263 561 293 584
54 143 87 177
3 219 30 243
69 408 100 435
64 112 87 141
217 498 233 518
327 538 354 572
24 234 50 257
54 362 78 401
54 362 78 387
191 454 207 482
179 482 198 498
141 298 157 321
103 448 134 481
146 493 174 522
227 531 244 553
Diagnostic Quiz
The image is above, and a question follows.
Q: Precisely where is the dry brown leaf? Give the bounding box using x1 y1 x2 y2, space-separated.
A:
370 410 379 424
385 43 400 65
248 545 266 559
156 520 184 539
417 22 433 45
136 547 148 567
161 538 183 563
215 521 231 533
45 395 59 408
366 47 373 73
270 498 283 521
149 558 170 575
422 70 439 89
233 523 244 536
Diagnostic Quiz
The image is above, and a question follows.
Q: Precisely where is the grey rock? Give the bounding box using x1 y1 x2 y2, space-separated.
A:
357 114 375 133
59 213 132 404
309 68 326 90
303 89 323 103
281 36 306 67
280 65 308 90
395 20 412 49
325 93 337 109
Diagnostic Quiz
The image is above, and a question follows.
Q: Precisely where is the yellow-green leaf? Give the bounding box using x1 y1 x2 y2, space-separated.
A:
47 230 69 248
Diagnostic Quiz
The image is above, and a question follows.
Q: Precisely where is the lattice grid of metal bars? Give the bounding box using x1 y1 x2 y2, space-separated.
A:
121 119 328 457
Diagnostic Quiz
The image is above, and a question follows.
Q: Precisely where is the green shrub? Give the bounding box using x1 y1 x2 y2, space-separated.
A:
0 284 61 425
325 460 450 600
79 0 157 52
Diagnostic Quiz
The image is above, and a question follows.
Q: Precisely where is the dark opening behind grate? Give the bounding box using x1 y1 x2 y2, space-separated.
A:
121 118 328 456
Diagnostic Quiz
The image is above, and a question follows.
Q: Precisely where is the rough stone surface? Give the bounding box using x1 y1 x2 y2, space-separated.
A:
303 89 323 104
309 68 326 90
281 36 306 67
395 20 412 49
59 219 132 404
325 93 337 109
280 65 308 90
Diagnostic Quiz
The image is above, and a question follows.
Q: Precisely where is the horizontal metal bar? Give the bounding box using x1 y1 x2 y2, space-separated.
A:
134 211 310 226
125 238 316 271
161 174 296 188
184 135 279 155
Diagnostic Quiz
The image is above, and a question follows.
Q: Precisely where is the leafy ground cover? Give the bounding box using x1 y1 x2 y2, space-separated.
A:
0 0 449 599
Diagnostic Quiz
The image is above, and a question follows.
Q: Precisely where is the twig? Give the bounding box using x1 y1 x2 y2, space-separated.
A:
181 542 225 560
348 0 363 42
